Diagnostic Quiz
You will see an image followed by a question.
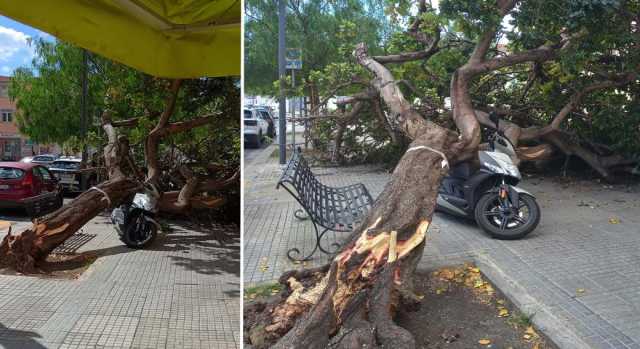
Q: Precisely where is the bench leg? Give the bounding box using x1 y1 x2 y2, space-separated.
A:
287 222 340 262
317 228 341 255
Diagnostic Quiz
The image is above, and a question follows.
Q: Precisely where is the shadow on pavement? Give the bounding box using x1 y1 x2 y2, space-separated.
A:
156 222 240 277
0 323 47 349
90 220 240 277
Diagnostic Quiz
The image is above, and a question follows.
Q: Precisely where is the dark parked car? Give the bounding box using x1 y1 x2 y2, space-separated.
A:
49 157 98 193
0 162 63 217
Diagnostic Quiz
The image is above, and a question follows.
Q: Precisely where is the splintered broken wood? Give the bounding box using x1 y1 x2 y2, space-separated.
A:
263 218 430 338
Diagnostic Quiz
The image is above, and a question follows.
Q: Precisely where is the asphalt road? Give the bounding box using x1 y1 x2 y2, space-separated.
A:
0 197 74 222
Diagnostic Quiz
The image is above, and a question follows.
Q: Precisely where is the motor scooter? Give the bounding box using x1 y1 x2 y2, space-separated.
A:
110 182 161 248
436 112 541 239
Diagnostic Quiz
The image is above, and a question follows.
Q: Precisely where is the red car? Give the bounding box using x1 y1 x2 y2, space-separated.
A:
0 162 63 217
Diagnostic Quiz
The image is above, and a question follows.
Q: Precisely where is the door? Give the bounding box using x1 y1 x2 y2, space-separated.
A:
36 166 57 194
34 166 58 208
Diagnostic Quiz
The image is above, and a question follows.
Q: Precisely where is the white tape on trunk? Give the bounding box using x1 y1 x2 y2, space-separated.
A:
406 145 449 169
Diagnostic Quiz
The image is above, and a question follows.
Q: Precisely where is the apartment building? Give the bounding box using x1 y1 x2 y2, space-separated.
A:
0 76 58 161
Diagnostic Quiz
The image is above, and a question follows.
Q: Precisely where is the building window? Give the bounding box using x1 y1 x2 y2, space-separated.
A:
2 111 13 122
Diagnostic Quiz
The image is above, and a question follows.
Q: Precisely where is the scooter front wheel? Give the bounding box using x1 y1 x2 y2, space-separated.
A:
120 211 158 248
474 192 540 240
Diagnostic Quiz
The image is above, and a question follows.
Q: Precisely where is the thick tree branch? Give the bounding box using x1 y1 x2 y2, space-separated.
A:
155 113 219 137
547 72 638 130
146 79 182 183
354 43 440 141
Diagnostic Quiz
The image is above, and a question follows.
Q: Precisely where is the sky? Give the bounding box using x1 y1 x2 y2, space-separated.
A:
0 15 53 76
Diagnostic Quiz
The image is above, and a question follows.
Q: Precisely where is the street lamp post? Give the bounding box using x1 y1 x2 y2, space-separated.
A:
80 49 89 190
278 0 286 164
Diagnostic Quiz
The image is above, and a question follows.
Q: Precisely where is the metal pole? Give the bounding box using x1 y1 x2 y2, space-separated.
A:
278 0 287 164
304 96 309 149
291 69 295 148
80 49 89 190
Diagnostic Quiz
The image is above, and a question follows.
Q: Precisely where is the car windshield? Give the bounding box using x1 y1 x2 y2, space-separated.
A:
33 156 53 162
0 167 25 179
51 161 80 170
244 110 253 118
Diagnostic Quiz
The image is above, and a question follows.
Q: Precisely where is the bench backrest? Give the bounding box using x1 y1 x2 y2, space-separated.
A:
278 151 375 232
277 151 348 228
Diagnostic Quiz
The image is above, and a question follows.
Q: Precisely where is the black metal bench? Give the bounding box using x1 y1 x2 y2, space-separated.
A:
277 150 374 261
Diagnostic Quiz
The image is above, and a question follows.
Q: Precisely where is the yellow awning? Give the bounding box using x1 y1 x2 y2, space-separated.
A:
0 0 240 78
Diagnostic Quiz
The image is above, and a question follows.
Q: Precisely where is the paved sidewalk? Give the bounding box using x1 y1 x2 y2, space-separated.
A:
0 213 240 348
244 144 640 349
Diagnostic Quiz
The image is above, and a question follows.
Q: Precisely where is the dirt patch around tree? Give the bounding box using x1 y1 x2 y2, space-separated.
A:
397 264 558 349
244 264 558 348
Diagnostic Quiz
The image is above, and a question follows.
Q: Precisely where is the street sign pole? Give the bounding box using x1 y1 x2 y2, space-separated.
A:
291 69 295 149
278 0 286 164
285 48 302 152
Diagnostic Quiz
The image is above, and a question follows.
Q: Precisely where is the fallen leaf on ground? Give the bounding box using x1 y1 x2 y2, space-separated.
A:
576 288 585 294
525 326 537 336
609 217 620 224
523 333 532 340
498 308 509 317
478 338 491 345
439 268 455 280
496 299 505 305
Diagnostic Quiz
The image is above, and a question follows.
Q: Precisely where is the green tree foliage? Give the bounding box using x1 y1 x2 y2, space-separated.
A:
244 0 390 96
9 39 240 169
260 0 639 164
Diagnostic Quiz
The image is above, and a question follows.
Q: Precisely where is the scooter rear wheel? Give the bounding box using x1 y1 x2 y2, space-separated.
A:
474 192 540 240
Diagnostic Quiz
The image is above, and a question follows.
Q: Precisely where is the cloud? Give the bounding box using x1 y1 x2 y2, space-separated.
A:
0 25 35 74
0 26 33 62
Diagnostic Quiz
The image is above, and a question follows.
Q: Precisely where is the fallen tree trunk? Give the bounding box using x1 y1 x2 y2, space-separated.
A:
0 178 139 272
